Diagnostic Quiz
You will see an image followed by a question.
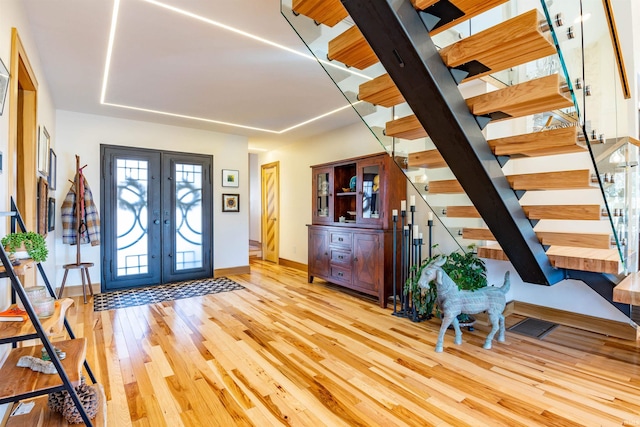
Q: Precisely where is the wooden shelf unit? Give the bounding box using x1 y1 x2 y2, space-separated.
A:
0 298 74 343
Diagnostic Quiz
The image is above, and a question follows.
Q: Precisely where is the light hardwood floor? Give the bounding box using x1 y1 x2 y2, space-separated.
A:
63 260 640 426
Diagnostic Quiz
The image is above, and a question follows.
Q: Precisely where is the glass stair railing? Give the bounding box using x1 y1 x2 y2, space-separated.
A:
282 0 629 275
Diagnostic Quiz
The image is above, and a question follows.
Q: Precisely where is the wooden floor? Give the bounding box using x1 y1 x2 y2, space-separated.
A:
61 260 640 426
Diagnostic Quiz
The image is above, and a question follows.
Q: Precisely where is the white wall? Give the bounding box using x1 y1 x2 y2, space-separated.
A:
54 110 250 288
249 153 261 242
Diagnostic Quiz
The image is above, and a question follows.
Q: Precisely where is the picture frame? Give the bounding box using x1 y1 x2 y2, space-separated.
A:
0 57 8 116
222 193 240 212
37 177 48 237
48 149 57 190
222 169 239 187
48 198 56 232
37 126 50 175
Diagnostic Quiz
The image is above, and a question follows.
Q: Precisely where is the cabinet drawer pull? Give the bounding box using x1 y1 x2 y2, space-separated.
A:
338 255 344 259
338 272 343 277
338 237 343 242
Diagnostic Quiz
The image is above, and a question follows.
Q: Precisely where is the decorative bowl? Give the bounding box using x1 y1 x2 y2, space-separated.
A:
32 297 55 318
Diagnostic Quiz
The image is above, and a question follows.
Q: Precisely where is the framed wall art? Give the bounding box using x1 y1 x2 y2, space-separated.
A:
0 57 8 116
48 198 56 232
222 169 239 187
48 149 57 190
37 126 50 175
37 177 48 236
222 193 240 212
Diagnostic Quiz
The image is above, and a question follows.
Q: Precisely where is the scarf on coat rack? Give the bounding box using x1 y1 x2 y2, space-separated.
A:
61 170 100 246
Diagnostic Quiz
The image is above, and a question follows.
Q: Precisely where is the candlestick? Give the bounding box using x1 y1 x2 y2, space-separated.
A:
409 195 416 206
401 200 406 211
428 211 433 221
418 232 423 240
413 225 419 239
392 209 398 217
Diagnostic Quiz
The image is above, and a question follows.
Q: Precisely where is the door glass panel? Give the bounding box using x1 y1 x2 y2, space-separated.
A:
317 172 330 218
362 165 380 219
175 163 203 270
116 159 149 276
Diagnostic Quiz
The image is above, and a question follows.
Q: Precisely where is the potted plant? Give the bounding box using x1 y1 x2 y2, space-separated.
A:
2 231 49 263
405 244 487 326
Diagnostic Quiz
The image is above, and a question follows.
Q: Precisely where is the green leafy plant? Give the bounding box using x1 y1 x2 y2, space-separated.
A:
2 232 49 263
405 244 487 323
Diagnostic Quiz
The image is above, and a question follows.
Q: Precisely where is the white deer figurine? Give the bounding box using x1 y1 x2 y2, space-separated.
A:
417 256 510 352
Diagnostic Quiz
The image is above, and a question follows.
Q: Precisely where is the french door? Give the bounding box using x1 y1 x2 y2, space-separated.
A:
101 145 213 290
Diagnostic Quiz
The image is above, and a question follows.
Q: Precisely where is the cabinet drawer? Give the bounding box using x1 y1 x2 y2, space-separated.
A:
330 265 352 284
330 249 351 265
330 232 352 247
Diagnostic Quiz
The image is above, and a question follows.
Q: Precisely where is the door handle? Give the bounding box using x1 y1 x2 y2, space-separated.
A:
164 220 170 225
154 220 160 224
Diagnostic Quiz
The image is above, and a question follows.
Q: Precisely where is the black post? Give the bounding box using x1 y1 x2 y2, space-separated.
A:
392 210 398 314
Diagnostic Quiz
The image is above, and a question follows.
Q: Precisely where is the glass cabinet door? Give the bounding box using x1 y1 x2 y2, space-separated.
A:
313 167 333 223
357 159 382 225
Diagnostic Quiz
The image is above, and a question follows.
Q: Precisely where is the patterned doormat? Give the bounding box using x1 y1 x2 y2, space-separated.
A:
93 277 244 311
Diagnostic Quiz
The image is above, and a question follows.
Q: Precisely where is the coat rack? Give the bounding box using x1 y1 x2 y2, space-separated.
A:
58 155 95 303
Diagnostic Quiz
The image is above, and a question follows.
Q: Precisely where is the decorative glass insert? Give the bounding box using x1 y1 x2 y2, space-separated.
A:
175 163 203 270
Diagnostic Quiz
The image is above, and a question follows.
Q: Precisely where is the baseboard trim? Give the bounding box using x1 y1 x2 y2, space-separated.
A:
215 265 250 277
279 258 307 272
58 284 101 298
512 301 637 341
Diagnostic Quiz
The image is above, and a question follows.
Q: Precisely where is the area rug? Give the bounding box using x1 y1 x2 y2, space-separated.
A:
93 277 244 311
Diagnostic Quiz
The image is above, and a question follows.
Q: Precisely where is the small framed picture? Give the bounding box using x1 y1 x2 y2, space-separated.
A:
0 57 9 116
37 126 50 175
222 193 240 212
48 198 56 232
222 169 239 187
48 149 57 190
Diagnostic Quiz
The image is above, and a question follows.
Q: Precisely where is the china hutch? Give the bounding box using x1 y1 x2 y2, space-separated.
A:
308 152 406 307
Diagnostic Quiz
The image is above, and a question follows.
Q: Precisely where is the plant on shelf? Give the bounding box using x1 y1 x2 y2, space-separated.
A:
2 231 49 263
405 244 487 324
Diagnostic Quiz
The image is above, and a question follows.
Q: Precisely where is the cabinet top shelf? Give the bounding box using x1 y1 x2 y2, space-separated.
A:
0 338 87 400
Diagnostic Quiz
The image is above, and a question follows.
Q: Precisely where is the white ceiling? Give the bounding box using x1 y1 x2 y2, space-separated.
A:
21 0 362 151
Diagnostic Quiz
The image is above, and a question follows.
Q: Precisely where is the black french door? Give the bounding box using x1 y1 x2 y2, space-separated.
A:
101 145 213 290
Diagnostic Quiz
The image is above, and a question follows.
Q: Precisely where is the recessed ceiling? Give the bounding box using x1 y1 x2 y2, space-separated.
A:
21 0 363 149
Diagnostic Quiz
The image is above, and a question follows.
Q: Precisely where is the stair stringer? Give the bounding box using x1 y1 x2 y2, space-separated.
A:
565 270 630 317
340 0 563 285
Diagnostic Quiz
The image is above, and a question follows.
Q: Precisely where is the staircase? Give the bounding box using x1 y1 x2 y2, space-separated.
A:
284 0 635 317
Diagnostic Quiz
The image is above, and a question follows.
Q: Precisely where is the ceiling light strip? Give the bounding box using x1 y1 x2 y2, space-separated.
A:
100 0 121 103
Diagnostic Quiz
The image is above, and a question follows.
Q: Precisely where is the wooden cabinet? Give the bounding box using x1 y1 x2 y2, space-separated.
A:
308 153 405 307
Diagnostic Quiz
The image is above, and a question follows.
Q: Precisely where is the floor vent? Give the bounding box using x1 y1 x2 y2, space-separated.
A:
508 318 559 339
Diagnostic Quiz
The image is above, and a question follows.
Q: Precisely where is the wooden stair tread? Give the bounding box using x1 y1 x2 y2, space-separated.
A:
546 246 623 275
327 25 378 70
5 382 107 427
522 204 602 220
488 126 585 157
439 10 556 81
478 244 623 275
408 149 446 168
0 338 87 399
464 227 612 249
506 169 593 190
445 206 480 218
427 179 464 194
411 0 509 35
466 74 574 120
613 273 640 305
0 298 75 341
385 115 428 140
292 0 348 27
359 73 405 107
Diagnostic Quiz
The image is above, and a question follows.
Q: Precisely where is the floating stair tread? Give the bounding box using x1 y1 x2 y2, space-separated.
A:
445 206 480 218
535 231 612 250
408 149 446 168
0 298 75 341
411 0 509 35
465 227 612 249
522 204 602 220
546 246 622 275
466 74 573 119
385 115 428 140
613 273 640 305
328 25 378 70
359 74 406 107
0 338 87 399
477 244 509 261
428 179 464 194
5 382 107 427
439 10 556 81
292 0 348 27
506 169 593 190
488 126 585 157
479 244 623 275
